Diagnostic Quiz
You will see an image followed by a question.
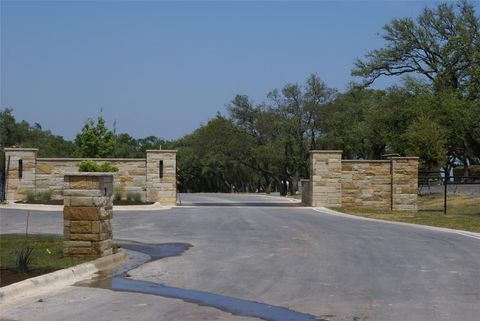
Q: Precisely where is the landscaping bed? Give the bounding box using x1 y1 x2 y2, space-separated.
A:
15 200 155 206
0 235 94 287
334 195 480 233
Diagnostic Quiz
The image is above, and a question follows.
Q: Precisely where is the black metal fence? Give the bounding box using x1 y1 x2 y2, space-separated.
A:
418 170 480 213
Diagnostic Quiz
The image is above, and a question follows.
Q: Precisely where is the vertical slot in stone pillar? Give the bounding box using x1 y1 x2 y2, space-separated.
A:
146 150 177 205
63 173 113 257
3 148 38 202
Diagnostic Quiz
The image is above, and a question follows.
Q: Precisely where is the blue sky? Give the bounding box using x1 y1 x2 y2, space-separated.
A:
0 1 463 140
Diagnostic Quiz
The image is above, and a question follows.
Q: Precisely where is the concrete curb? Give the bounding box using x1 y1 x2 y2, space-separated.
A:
249 193 302 203
0 250 128 303
0 202 174 212
311 207 480 240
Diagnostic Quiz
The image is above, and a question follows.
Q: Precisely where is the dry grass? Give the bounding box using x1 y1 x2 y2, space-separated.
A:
334 195 480 233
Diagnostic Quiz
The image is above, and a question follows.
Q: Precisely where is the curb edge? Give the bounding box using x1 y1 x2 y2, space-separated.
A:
0 250 127 303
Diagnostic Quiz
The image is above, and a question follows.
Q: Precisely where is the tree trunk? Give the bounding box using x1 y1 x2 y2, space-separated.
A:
289 170 300 195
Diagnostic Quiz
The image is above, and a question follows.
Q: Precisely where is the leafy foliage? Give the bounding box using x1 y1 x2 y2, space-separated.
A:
25 190 53 203
78 160 119 172
75 116 116 158
0 109 77 157
14 246 34 273
352 1 480 100
126 191 142 202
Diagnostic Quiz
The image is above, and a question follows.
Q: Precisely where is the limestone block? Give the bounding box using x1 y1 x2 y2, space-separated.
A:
64 241 92 248
63 189 103 197
70 233 101 241
93 240 112 253
64 247 93 255
36 163 54 174
68 197 94 207
64 207 101 221
71 221 92 233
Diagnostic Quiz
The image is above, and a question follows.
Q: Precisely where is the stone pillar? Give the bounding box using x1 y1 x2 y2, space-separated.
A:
309 150 343 207
390 157 419 211
63 173 113 257
146 150 177 205
4 148 38 201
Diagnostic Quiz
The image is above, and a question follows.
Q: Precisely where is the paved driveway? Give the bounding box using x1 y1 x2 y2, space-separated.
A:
1 193 479 321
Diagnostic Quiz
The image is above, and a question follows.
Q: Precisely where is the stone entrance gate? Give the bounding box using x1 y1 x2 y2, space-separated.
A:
3 148 177 205
302 151 418 211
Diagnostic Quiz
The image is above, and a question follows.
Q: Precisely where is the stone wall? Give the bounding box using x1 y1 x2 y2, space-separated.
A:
3 148 177 205
36 159 146 200
341 160 392 210
306 150 419 211
63 173 113 257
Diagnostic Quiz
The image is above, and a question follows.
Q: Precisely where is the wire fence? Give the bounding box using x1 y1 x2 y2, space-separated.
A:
418 171 480 213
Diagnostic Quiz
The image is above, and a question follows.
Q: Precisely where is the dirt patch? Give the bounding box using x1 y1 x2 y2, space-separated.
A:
15 199 63 205
0 268 59 287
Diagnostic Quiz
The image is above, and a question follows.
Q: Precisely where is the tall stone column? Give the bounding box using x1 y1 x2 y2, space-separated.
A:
390 157 419 211
309 150 343 207
146 150 177 205
63 173 113 257
4 148 38 201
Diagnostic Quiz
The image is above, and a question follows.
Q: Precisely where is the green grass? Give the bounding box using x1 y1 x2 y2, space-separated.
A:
289 194 302 200
0 235 94 270
333 196 480 233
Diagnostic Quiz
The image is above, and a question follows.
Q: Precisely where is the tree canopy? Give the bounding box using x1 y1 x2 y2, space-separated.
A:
352 1 480 100
75 116 117 158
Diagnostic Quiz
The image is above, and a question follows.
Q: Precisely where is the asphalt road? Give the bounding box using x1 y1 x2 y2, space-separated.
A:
1 193 479 321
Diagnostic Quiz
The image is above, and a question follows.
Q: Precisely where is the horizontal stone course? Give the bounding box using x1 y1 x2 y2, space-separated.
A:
5 148 176 205
63 174 114 257
306 151 418 211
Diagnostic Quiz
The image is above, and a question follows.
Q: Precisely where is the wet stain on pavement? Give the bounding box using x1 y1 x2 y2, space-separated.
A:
77 241 326 321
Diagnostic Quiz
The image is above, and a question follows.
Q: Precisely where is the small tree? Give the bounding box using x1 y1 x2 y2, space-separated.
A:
403 117 447 170
75 116 116 158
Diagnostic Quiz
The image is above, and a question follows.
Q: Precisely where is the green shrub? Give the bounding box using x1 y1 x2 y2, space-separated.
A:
453 165 480 177
126 191 135 202
78 160 100 172
133 192 142 203
126 191 142 202
114 189 122 201
100 162 119 172
78 160 118 172
37 190 52 203
26 190 36 202
25 189 52 203
14 245 34 273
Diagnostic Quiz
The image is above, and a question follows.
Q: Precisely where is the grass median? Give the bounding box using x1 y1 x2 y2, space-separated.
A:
0 234 95 287
333 195 480 233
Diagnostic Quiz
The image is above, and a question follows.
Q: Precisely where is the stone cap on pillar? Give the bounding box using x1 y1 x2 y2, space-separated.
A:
386 156 420 160
146 150 177 153
309 150 343 154
4 148 39 152
63 173 114 207
64 172 115 176
64 172 114 189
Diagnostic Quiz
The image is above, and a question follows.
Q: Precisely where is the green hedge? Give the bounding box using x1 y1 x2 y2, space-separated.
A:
78 160 119 172
453 165 480 177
